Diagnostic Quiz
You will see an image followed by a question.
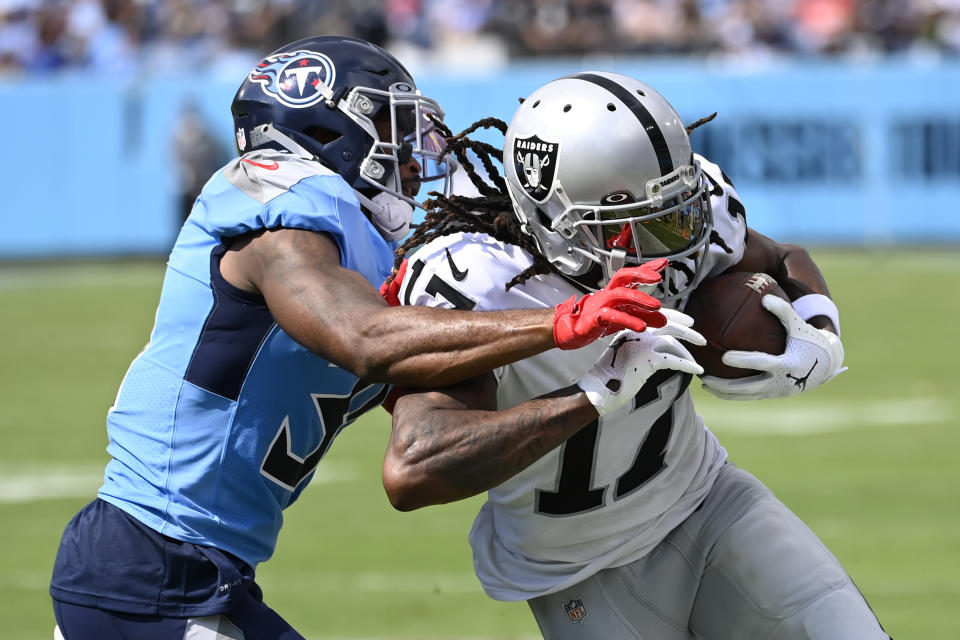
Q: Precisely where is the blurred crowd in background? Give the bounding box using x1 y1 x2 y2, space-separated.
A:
2 0 960 76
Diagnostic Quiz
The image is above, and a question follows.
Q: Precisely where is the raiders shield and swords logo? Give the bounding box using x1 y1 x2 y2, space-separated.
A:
513 135 559 203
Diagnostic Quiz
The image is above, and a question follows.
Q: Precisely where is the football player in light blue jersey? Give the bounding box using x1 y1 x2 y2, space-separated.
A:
49 38 671 640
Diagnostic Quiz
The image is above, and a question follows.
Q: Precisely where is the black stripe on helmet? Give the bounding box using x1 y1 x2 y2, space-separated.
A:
565 73 674 177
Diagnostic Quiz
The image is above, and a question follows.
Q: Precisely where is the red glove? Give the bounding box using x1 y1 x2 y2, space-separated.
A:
379 259 409 307
553 260 669 350
606 258 669 290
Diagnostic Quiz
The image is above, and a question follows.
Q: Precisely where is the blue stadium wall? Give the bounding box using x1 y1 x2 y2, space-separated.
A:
2 57 958 258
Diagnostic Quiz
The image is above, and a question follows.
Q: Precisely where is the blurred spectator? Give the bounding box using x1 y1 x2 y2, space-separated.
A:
0 0 958 77
612 0 704 54
0 3 36 71
171 101 228 223
28 2 70 71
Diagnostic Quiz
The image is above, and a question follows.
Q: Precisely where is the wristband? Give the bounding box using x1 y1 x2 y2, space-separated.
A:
791 294 841 336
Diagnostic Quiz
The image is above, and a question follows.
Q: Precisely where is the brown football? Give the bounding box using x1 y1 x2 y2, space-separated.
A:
683 272 789 379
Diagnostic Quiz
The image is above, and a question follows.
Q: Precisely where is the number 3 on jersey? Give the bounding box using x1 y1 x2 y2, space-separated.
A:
260 380 388 491
536 370 692 516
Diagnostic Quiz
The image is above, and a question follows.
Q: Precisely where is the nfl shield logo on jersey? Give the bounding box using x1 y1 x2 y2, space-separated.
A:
563 598 588 623
513 135 559 203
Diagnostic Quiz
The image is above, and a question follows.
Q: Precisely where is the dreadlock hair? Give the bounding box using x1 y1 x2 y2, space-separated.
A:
686 111 717 134
386 111 723 292
389 116 559 290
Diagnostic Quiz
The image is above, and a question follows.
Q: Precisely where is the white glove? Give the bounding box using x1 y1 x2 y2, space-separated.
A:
701 295 846 401
578 309 705 416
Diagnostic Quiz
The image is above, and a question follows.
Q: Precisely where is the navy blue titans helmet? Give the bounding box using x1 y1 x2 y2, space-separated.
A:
231 35 452 207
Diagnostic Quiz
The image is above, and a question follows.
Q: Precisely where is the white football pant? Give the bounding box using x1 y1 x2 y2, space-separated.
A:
529 464 890 639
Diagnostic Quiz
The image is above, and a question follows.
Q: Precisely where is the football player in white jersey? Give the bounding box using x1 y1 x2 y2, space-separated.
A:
381 72 890 639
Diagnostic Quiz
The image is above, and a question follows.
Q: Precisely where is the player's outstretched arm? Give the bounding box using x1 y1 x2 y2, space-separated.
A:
219 228 665 387
383 313 703 510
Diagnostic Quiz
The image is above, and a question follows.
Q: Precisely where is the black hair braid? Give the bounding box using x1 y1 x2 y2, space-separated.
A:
686 112 717 134
434 116 509 197
387 118 561 290
685 112 738 257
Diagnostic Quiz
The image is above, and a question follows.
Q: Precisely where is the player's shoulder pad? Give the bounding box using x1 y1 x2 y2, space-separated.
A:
398 232 557 312
225 150 338 205
695 153 749 277
206 149 364 243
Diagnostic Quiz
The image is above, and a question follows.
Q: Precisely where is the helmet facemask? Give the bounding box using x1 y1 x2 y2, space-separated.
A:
511 161 711 304
574 162 713 301
347 82 454 208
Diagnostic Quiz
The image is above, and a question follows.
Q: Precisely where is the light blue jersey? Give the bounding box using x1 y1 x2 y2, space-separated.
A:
98 150 393 567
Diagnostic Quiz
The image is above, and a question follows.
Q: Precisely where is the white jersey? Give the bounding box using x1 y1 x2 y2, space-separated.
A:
399 155 749 601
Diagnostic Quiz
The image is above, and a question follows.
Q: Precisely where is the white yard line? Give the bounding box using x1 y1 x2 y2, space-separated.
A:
0 465 104 503
700 397 952 435
0 462 356 504
1 398 950 503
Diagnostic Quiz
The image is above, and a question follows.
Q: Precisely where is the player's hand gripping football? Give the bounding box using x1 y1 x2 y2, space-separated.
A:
554 259 670 350
701 295 846 401
578 309 705 416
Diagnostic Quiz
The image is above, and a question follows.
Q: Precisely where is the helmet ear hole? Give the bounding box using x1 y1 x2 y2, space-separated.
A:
304 126 343 145
535 207 552 228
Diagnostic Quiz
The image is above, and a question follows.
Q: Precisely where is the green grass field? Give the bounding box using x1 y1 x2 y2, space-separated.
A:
1 249 958 639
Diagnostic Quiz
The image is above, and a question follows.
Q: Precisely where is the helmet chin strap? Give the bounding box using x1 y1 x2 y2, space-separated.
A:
254 122 413 243
354 190 414 242
604 248 628 279
248 124 316 159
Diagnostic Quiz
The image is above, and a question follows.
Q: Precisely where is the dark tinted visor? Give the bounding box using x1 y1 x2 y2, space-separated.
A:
601 195 706 257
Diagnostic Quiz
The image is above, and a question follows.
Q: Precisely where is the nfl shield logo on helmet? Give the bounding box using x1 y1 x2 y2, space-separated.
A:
236 127 247 152
513 134 559 203
248 49 337 109
563 598 588 623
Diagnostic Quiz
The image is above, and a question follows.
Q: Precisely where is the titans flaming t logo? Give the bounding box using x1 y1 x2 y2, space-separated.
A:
249 50 337 109
513 134 559 203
